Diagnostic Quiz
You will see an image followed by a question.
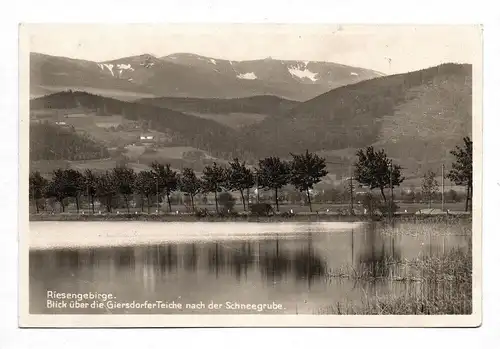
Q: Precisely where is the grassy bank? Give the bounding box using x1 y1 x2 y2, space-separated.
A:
29 212 471 223
319 247 473 315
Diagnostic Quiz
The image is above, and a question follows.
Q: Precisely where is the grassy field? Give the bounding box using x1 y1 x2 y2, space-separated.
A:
29 211 471 223
30 201 469 216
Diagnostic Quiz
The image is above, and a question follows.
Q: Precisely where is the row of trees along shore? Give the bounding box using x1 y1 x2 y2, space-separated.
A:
29 137 473 214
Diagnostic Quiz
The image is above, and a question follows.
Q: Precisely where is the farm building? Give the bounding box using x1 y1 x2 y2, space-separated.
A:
139 134 156 145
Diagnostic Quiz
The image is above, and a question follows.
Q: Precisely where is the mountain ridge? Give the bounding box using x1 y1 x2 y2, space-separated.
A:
30 52 383 101
29 62 472 180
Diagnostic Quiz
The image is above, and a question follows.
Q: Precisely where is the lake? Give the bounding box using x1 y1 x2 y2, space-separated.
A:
28 221 472 314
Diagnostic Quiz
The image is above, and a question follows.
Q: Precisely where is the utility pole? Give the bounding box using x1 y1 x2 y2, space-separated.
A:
389 160 393 221
441 164 445 212
255 170 260 204
156 176 160 214
349 164 354 215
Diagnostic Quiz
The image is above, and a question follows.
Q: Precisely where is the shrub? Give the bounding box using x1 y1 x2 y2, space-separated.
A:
219 192 236 213
195 208 209 217
249 203 274 216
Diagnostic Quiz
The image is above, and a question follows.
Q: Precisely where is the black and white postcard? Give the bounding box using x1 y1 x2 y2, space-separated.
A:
18 24 482 327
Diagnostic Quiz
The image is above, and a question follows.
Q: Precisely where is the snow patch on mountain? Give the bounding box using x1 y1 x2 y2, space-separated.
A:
117 64 135 71
288 65 318 82
97 63 104 70
350 72 359 76
210 59 217 65
237 72 257 80
103 64 115 77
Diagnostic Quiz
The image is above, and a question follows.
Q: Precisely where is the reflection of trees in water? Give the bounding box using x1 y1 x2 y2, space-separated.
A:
136 245 178 274
228 242 254 281
183 243 198 271
291 250 326 285
30 237 327 286
114 247 136 269
357 223 402 278
29 251 45 275
258 242 293 283
55 249 83 269
259 238 326 286
207 242 226 277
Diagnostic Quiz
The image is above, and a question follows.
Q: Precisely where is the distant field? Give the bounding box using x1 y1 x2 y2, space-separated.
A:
190 112 268 129
125 145 216 162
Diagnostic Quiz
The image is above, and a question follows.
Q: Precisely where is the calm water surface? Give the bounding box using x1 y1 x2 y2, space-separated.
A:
29 221 471 314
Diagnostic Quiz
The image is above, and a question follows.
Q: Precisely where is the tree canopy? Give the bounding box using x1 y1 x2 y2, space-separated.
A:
179 168 202 211
354 146 404 203
257 157 290 211
201 162 227 213
226 158 255 211
289 150 328 211
448 136 473 211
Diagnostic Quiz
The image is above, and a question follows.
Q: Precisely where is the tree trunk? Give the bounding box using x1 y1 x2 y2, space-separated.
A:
464 188 468 212
147 195 150 214
465 181 472 212
191 194 196 211
240 189 246 211
380 187 387 203
91 195 95 213
469 180 473 212
106 197 112 213
275 188 279 211
124 196 130 213
60 199 65 213
214 191 219 213
75 196 80 212
306 189 312 212
35 200 39 214
166 192 172 212
140 196 144 212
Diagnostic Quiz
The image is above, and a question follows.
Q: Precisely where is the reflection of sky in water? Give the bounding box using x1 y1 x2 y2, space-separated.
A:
29 222 471 314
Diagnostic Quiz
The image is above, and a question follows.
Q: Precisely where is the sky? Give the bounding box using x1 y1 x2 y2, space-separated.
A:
27 24 482 74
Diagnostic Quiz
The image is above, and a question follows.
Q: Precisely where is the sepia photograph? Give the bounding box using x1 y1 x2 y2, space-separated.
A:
18 23 482 327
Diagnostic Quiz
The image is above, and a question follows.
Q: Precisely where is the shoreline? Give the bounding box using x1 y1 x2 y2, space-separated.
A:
29 212 471 223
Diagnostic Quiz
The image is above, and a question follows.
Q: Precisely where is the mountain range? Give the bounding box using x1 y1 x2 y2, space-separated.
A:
30 52 383 101
29 52 472 186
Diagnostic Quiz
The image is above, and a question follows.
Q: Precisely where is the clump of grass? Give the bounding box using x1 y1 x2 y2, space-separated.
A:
320 247 472 315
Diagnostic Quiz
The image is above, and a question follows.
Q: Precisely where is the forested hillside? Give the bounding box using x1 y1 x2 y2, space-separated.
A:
30 122 109 161
241 63 472 172
137 95 299 115
31 91 246 159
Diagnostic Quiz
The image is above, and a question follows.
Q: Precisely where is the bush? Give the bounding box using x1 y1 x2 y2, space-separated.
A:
195 208 209 217
219 192 236 213
249 203 274 216
379 201 399 217
278 211 296 218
